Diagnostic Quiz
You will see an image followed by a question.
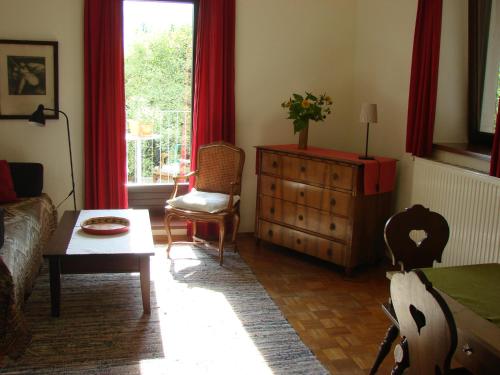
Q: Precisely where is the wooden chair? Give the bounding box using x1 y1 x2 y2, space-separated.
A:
370 204 450 374
164 142 245 265
390 270 471 374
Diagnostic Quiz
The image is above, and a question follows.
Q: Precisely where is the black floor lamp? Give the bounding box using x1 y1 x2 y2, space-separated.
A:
29 104 77 211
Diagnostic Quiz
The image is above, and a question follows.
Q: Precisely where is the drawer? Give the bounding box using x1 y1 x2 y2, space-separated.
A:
259 175 352 217
258 220 347 265
259 195 349 241
260 151 354 191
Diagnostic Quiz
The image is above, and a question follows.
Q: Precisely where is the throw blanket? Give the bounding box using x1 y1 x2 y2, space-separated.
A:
0 195 57 359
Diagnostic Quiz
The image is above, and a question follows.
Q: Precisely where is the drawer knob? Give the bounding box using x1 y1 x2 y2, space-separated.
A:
296 238 301 245
270 207 275 214
462 344 473 356
298 214 304 221
330 223 336 231
272 161 278 168
300 191 305 197
300 166 306 173
330 198 336 206
268 229 273 237
327 248 333 257
270 183 276 191
332 172 339 180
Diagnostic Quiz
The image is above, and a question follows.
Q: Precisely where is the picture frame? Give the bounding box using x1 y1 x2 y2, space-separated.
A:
0 39 59 119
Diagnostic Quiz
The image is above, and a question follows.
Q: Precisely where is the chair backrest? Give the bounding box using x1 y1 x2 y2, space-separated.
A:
385 204 449 271
391 270 457 375
195 142 245 195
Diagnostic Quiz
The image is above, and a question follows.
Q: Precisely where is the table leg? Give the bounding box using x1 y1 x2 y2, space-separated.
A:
140 256 151 314
48 257 61 317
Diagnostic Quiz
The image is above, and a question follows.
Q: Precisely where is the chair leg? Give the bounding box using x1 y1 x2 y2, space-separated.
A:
232 213 240 253
218 221 225 265
370 323 399 374
192 221 197 240
164 213 174 258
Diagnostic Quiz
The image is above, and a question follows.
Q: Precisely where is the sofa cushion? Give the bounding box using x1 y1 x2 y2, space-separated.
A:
0 208 4 249
9 162 44 197
0 160 17 203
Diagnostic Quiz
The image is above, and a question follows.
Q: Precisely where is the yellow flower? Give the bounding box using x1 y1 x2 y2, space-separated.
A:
301 99 310 108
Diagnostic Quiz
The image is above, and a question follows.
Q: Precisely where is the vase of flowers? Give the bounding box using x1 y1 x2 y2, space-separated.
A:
281 92 333 149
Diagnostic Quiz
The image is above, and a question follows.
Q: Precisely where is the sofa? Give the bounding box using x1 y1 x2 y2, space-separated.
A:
0 162 57 359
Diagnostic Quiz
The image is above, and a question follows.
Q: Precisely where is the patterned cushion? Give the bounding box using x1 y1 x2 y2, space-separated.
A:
167 188 240 213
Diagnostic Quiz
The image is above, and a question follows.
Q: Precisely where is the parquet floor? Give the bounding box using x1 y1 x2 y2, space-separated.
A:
152 216 396 374
236 234 395 375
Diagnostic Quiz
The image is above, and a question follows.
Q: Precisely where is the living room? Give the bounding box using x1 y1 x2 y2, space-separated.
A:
1 0 499 374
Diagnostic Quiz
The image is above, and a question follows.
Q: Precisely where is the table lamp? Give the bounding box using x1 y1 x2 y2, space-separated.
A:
359 103 377 160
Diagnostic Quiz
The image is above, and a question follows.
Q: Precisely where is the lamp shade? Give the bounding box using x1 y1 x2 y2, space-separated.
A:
360 103 377 123
29 104 46 126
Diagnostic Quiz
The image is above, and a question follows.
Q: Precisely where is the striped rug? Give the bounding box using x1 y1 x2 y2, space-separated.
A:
1 244 328 374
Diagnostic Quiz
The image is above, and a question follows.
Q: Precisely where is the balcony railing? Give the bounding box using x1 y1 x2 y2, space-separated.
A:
126 110 191 185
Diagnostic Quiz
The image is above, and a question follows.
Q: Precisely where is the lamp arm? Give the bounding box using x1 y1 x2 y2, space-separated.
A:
45 107 77 211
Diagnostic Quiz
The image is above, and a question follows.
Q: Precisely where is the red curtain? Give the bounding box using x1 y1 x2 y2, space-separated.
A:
406 0 443 157
191 0 236 170
189 0 235 238
490 99 500 177
84 0 128 209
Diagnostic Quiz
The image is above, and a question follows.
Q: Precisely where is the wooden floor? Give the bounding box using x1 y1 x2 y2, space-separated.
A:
235 234 396 375
154 217 397 374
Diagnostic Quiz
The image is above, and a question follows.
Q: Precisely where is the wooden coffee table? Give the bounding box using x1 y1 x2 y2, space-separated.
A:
44 209 155 317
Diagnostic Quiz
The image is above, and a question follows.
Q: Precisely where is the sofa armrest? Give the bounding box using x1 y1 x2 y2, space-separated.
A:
8 163 43 198
0 208 4 249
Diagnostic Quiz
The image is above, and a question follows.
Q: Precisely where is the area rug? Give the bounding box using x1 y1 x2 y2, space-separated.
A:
1 244 328 374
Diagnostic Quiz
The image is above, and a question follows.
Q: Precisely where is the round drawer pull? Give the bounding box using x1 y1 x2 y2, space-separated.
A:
300 166 306 172
268 229 273 237
300 191 305 197
296 238 301 245
270 207 275 214
298 214 304 221
330 223 336 231
272 161 278 168
270 183 276 191
330 198 336 206
332 173 339 180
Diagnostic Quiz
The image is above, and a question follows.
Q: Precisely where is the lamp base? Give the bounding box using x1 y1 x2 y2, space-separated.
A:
359 155 375 160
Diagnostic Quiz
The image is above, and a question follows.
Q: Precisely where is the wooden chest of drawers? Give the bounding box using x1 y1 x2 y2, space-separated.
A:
255 145 394 273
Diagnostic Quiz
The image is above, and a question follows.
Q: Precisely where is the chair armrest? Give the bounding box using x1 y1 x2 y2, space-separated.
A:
170 170 197 200
225 181 241 210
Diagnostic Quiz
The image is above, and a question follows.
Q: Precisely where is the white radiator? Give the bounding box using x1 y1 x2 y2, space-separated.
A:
411 157 500 267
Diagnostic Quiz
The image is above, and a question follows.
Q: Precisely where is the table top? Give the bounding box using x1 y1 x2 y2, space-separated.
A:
422 264 500 328
44 210 155 257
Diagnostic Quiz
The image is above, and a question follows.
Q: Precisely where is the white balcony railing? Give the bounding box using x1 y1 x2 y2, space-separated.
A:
126 110 191 185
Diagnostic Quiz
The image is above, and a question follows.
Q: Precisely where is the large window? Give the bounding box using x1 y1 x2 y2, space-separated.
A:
124 0 195 186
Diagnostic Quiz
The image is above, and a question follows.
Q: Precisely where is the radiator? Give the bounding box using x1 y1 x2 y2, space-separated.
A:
411 157 500 267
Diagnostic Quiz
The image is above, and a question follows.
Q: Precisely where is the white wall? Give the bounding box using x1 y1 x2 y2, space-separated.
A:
235 0 357 231
352 0 418 210
434 0 468 143
0 0 84 212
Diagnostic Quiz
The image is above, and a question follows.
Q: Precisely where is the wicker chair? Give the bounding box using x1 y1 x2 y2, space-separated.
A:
164 142 245 265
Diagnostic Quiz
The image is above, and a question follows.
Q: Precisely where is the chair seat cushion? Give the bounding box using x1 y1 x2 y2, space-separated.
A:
167 189 240 213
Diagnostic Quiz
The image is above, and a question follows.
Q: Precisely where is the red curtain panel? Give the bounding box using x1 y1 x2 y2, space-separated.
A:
84 0 128 209
490 99 500 177
189 0 236 238
406 0 443 157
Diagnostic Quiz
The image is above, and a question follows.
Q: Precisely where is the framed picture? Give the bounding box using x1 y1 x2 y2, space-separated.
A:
0 40 58 119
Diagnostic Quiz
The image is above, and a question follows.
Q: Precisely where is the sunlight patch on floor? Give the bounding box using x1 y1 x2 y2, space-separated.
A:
143 245 274 375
